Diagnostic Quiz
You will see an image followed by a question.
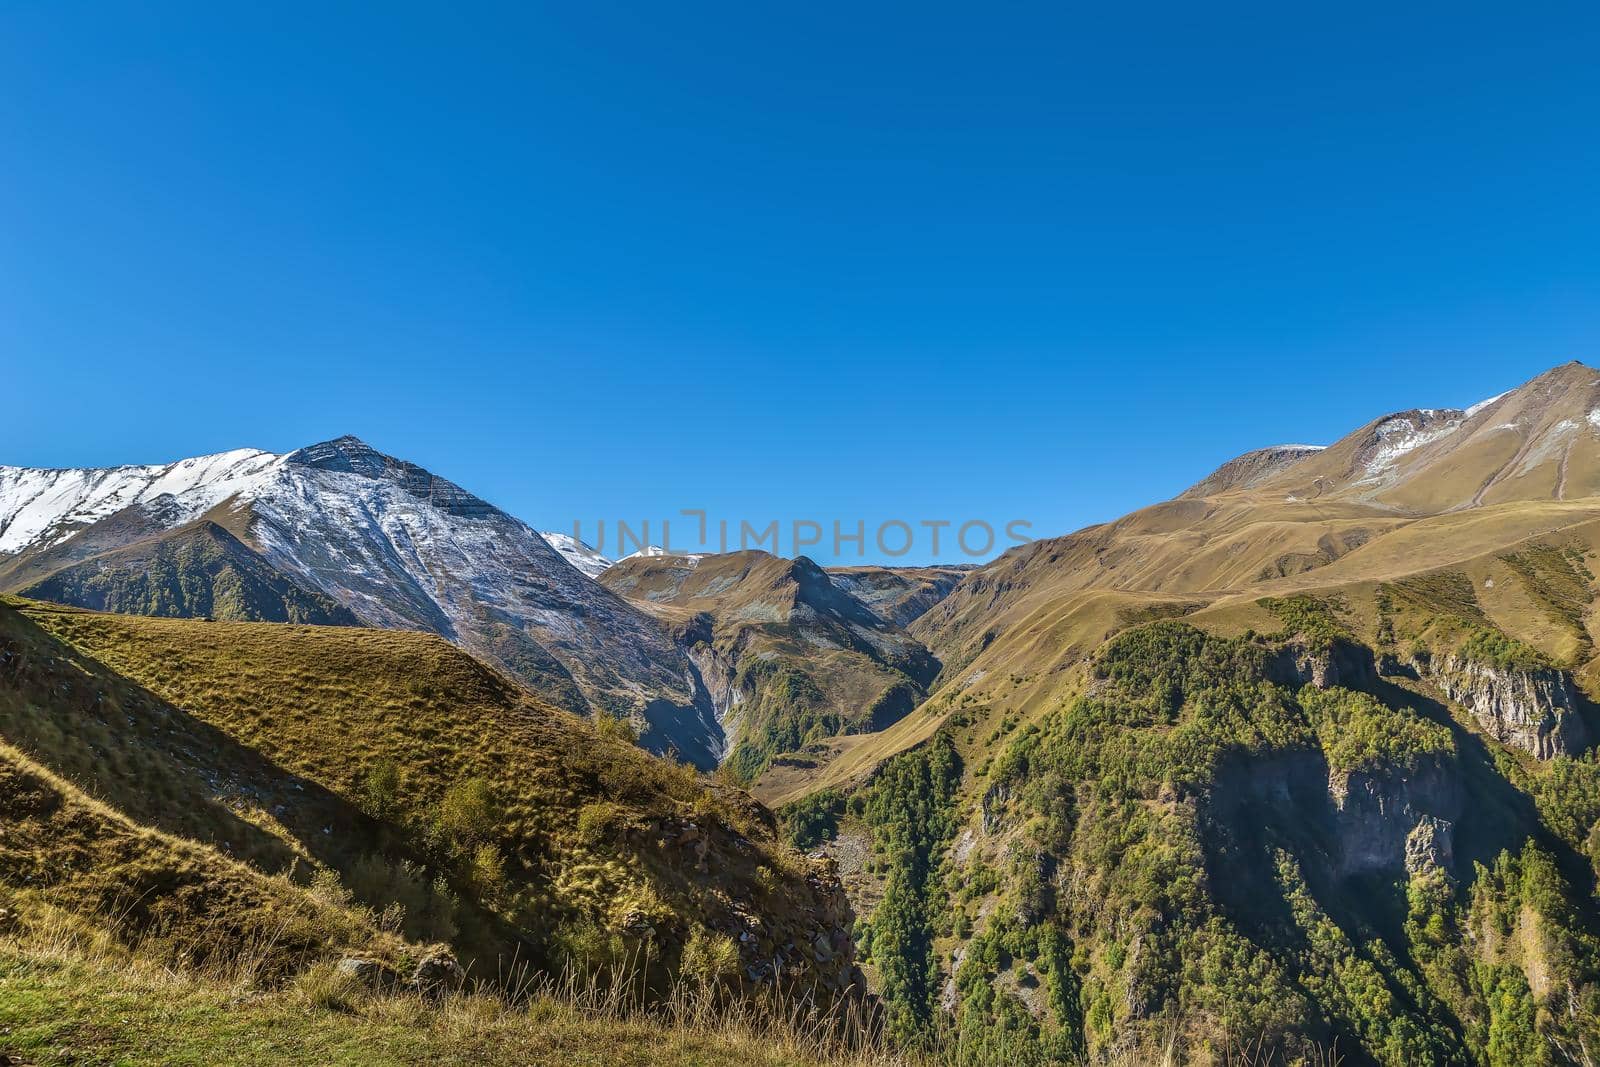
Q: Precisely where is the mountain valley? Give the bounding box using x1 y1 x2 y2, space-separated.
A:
10 363 1600 1064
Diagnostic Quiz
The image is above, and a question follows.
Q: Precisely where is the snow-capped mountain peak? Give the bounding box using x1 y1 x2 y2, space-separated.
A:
284 435 499 518
0 447 281 555
0 437 723 766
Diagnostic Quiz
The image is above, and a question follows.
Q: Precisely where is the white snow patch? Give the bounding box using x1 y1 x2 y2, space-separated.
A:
538 531 614 579
1465 391 1509 418
1355 413 1463 486
621 545 705 564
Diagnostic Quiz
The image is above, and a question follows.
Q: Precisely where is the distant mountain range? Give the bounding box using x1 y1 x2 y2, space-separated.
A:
11 361 1600 1063
0 435 726 762
732 360 1600 1063
600 550 943 781
0 434 955 773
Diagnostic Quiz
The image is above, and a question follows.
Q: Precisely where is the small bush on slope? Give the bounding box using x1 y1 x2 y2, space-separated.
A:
1459 627 1552 672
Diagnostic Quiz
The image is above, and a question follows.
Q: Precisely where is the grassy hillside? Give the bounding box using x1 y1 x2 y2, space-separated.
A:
759 364 1600 1063
0 739 412 979
0 928 885 1067
0 595 860 997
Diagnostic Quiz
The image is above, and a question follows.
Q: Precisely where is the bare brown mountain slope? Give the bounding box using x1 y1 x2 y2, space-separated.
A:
766 361 1600 803
1259 360 1600 510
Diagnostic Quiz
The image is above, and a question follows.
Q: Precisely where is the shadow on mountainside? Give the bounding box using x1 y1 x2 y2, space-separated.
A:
0 602 523 959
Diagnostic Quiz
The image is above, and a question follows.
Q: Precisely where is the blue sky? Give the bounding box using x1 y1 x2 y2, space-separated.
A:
4 3 1598 564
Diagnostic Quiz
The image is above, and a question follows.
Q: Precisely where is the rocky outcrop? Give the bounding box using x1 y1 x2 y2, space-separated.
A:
1209 743 1460 879
1405 816 1454 876
1328 759 1460 877
1179 444 1326 499
1267 639 1376 690
336 956 403 990
1422 654 1588 760
981 780 1014 834
678 616 746 743
410 951 467 998
735 855 864 995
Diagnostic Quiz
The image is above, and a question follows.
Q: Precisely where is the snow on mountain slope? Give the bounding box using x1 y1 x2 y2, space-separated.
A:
538 531 615 578
1254 363 1600 509
0 436 724 766
623 544 706 564
0 448 279 555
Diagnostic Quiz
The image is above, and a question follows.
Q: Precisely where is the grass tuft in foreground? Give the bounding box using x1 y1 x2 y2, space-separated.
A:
0 905 899 1067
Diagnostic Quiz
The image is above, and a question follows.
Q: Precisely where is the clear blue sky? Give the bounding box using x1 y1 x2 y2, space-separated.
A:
4 3 1598 564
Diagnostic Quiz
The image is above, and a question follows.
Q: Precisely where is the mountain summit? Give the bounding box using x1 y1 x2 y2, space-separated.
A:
0 435 723 764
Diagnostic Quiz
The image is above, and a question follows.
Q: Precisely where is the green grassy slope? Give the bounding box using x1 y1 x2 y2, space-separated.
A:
0 596 860 996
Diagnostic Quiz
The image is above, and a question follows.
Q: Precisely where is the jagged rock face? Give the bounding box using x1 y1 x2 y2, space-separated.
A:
1328 760 1460 877
1405 816 1454 876
1208 743 1460 878
824 565 971 628
791 858 865 994
1179 443 1325 498
680 633 744 757
1266 640 1376 690
1424 654 1588 760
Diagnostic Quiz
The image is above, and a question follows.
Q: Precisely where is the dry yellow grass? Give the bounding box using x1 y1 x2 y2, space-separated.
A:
0 905 900 1067
0 596 854 992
